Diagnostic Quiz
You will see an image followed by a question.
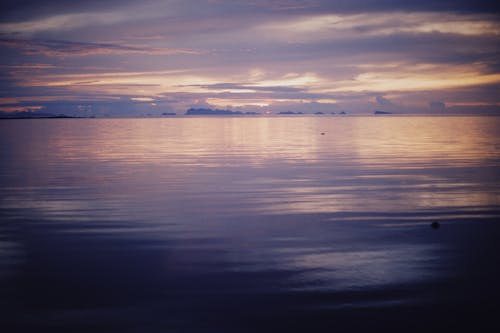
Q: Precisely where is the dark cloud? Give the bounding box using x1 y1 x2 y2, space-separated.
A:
2 0 499 25
0 36 198 57
0 97 169 116
0 0 140 22
198 0 500 15
446 104 500 114
372 83 500 109
271 32 500 70
429 101 446 112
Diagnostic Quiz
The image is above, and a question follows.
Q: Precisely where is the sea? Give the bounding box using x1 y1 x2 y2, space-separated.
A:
1 116 500 332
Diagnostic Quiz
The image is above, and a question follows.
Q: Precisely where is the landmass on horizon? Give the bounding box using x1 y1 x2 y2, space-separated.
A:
5 107 500 119
185 108 260 115
0 108 393 118
0 111 84 119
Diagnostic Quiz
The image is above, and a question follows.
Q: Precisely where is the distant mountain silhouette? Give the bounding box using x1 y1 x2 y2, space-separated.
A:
0 111 80 119
185 108 242 115
278 111 303 115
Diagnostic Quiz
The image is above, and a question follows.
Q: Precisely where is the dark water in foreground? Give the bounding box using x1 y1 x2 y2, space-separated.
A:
1 116 500 332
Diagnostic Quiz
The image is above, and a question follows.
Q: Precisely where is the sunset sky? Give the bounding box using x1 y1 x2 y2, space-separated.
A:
1 0 499 116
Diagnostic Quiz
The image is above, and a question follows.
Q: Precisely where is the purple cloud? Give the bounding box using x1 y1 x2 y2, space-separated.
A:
0 36 199 57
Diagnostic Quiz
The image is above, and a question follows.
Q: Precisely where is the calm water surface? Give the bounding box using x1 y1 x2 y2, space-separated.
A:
1 116 500 332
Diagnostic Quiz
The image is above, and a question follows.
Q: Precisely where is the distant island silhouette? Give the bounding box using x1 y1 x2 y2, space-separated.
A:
278 111 303 115
374 110 393 115
0 111 82 119
186 108 241 115
185 108 260 115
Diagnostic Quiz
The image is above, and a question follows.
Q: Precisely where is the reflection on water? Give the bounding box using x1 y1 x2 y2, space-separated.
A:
1 116 500 332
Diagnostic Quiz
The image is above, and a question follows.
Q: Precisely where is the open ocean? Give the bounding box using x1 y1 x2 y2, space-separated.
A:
1 116 500 332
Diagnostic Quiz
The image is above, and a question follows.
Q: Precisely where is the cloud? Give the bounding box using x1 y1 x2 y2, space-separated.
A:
2 0 500 26
376 95 394 107
255 12 500 44
0 2 161 33
429 101 446 111
0 36 199 57
242 0 500 14
0 12 132 34
0 63 56 69
191 83 304 93
0 97 174 116
323 63 500 93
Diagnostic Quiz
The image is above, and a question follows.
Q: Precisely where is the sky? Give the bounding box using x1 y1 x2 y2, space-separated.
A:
1 0 500 116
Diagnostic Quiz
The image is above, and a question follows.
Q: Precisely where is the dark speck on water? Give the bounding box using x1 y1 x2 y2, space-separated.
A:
1 116 500 332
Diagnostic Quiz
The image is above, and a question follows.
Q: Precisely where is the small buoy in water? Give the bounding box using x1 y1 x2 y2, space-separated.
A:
431 221 440 229
321 132 325 135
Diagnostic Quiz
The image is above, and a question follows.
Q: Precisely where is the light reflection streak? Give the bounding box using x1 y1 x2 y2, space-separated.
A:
284 245 439 290
1 116 498 221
